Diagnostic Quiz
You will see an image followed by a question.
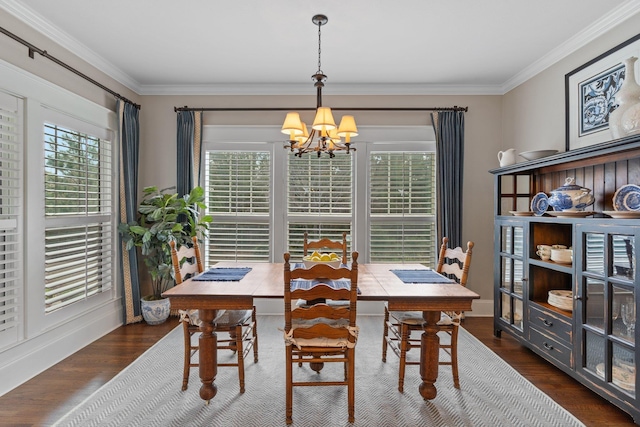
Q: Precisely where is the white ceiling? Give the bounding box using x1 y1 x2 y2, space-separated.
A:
2 0 639 95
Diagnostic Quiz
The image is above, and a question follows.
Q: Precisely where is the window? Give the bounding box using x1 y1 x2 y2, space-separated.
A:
205 150 271 263
43 122 113 313
287 153 353 260
369 151 436 264
0 92 22 348
202 125 435 263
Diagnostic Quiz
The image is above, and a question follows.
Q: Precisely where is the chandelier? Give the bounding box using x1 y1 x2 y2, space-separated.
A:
282 14 358 158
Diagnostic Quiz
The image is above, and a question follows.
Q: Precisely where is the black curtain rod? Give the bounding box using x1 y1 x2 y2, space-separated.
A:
174 106 468 112
0 26 141 109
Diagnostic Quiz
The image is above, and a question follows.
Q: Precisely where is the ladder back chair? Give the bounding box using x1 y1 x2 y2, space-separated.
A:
303 231 348 264
283 251 359 424
170 236 258 393
382 237 474 391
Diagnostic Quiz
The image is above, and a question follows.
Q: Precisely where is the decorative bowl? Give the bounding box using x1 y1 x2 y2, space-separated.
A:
548 177 595 211
550 248 572 264
303 259 341 269
519 150 558 161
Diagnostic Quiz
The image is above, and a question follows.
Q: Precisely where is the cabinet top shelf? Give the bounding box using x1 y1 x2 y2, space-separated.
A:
489 135 640 176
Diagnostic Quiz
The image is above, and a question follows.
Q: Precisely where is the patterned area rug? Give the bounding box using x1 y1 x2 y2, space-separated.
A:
53 316 584 427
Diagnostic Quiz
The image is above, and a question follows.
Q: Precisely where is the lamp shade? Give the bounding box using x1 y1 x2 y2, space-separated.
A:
312 107 336 130
281 112 304 137
337 115 358 137
294 122 309 146
327 128 341 143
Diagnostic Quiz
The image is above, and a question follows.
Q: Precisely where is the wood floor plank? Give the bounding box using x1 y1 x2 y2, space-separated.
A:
0 317 635 426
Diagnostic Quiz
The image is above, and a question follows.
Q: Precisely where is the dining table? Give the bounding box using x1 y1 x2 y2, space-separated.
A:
163 261 480 403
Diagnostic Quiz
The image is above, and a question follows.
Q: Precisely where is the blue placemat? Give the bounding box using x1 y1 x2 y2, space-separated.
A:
192 267 252 282
391 269 454 284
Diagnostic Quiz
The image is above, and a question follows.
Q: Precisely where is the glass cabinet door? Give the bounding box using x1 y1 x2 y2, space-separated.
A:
497 221 525 331
576 225 638 398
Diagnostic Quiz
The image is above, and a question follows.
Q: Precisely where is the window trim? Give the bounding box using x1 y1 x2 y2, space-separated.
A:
24 90 118 335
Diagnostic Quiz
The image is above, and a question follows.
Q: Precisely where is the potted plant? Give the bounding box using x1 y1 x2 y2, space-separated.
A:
119 185 212 324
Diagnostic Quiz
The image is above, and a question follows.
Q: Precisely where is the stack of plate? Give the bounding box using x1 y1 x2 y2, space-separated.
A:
548 290 573 311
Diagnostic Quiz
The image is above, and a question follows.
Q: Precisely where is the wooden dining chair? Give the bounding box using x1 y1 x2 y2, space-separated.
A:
382 237 474 391
283 251 359 424
170 237 258 393
303 231 348 264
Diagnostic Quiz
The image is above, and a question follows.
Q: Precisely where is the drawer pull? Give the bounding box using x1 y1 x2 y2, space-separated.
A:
543 319 553 327
543 342 554 351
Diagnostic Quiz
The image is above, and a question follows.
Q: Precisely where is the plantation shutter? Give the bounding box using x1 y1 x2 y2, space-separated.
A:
369 152 436 264
0 92 22 347
206 151 271 262
287 153 353 260
43 116 114 313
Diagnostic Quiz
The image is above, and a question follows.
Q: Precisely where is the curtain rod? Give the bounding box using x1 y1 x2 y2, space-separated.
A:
174 106 468 112
0 26 141 109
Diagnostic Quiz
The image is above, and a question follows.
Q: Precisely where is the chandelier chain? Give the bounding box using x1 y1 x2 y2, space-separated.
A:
317 20 322 74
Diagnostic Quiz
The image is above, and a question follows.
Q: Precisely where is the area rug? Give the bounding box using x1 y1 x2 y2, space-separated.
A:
53 316 585 427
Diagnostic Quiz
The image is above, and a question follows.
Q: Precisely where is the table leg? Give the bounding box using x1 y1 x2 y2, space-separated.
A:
419 310 441 400
198 309 218 402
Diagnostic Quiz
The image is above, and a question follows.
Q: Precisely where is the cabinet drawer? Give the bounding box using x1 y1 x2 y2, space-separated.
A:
529 327 572 368
528 303 572 345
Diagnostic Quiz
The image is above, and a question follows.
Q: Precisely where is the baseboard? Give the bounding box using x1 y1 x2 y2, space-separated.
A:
0 301 123 397
255 298 494 317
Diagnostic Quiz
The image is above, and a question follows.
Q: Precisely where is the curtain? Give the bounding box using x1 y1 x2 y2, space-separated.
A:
176 110 203 197
118 100 142 324
432 111 465 250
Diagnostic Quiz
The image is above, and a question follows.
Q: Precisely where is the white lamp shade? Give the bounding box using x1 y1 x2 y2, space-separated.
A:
327 128 341 143
312 107 336 130
281 112 304 136
337 115 358 137
294 122 309 144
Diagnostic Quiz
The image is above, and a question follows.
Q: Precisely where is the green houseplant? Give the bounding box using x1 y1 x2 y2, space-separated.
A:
119 186 212 323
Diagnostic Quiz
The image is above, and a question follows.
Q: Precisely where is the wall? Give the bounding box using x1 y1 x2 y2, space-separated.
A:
503 13 640 153
140 94 502 315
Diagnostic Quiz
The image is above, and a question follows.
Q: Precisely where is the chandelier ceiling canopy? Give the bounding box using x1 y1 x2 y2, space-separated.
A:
282 14 358 158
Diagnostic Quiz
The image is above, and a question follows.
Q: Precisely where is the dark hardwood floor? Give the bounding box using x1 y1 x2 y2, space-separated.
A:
0 317 635 426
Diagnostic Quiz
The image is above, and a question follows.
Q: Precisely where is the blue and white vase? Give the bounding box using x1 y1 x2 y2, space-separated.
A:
140 297 171 325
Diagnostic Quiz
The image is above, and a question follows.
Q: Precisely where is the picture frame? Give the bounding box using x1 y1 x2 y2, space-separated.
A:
565 32 640 151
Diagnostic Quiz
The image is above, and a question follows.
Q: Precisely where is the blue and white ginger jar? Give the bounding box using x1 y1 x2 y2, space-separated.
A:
548 177 595 211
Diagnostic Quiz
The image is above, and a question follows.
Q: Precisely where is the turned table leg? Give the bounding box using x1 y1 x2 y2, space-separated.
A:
198 309 218 402
419 310 441 400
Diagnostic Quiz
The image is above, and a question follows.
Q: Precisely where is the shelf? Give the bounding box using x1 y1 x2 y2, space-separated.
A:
529 258 573 273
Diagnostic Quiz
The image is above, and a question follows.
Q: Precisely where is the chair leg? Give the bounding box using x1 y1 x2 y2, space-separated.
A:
382 305 389 362
182 321 191 391
347 347 355 423
398 322 410 393
235 324 246 393
252 307 259 363
286 347 293 424
451 325 460 389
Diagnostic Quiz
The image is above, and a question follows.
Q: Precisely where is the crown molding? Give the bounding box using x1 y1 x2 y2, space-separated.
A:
0 0 143 93
2 0 639 97
501 0 640 94
137 82 504 96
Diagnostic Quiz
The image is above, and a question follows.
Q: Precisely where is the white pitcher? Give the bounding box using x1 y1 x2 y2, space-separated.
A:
497 149 516 167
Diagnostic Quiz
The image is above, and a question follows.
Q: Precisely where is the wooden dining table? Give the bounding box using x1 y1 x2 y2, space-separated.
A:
163 261 480 403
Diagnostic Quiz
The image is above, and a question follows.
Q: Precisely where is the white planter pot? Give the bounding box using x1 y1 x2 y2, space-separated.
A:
140 296 171 325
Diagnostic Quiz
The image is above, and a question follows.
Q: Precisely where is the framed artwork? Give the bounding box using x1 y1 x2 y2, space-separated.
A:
565 32 640 151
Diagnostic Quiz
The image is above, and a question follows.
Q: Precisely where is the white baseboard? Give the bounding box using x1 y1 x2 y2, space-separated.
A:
255 298 494 317
0 301 123 397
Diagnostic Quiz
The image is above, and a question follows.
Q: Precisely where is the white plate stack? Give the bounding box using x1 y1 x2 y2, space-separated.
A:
548 290 573 311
